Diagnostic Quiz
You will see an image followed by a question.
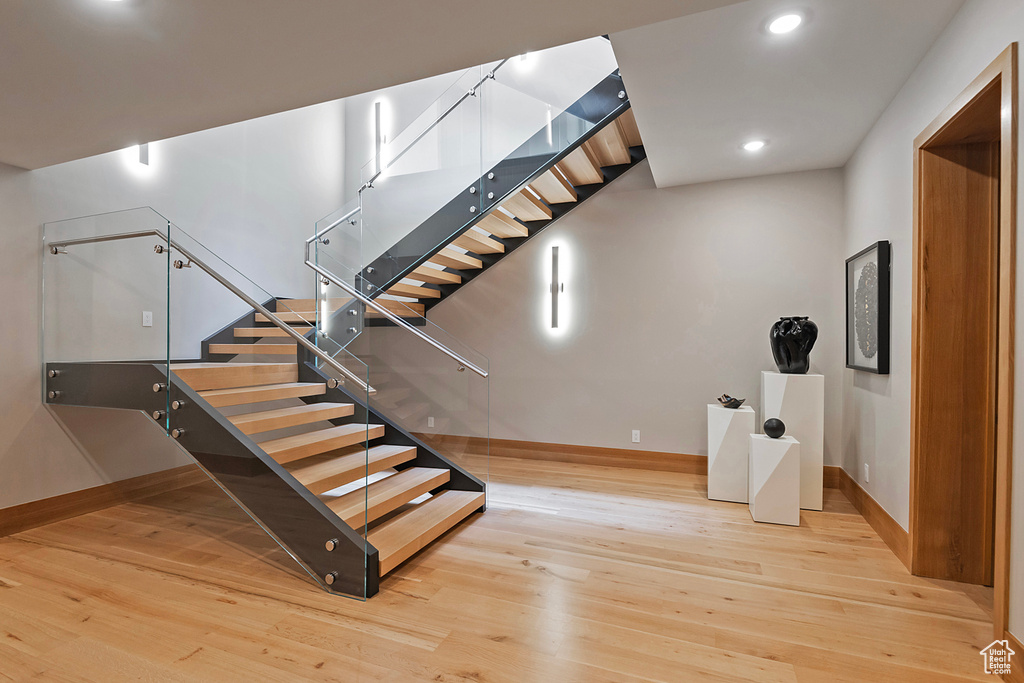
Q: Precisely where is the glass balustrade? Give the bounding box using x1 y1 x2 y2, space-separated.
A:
43 207 374 600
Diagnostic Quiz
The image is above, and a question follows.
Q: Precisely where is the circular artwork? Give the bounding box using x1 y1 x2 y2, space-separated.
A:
855 261 878 359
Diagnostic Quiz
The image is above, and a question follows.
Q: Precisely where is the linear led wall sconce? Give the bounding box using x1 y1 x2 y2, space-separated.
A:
550 245 564 328
139 143 149 166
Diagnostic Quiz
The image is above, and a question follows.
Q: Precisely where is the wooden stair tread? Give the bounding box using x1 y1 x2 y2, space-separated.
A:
451 230 504 255
255 311 317 324
501 189 552 222
586 121 631 166
228 402 354 435
172 363 297 391
262 423 386 464
387 283 442 300
410 266 461 286
364 299 426 318
199 382 325 408
289 445 418 495
477 212 528 239
368 490 485 575
618 108 643 147
428 248 483 271
276 298 351 312
557 144 604 186
234 327 311 338
529 168 577 205
325 467 450 528
209 343 297 356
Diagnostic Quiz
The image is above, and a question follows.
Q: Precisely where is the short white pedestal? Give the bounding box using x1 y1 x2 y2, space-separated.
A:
748 435 800 526
761 371 824 511
707 404 755 503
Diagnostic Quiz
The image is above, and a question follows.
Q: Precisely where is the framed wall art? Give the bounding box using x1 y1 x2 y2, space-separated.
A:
846 240 891 374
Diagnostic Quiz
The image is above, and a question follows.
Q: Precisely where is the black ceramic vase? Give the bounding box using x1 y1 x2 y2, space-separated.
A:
770 316 818 374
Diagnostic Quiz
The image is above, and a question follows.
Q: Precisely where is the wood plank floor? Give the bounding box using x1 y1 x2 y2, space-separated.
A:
0 457 994 682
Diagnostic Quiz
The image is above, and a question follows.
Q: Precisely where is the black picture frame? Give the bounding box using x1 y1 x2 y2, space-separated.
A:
846 241 891 374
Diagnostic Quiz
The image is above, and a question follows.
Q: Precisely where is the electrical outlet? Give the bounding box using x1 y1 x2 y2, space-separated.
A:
863 463 870 483
142 311 153 327
427 417 435 428
631 429 641 444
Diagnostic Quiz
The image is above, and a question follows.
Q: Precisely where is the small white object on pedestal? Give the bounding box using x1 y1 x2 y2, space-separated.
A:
707 404 755 503
761 371 824 511
748 435 801 526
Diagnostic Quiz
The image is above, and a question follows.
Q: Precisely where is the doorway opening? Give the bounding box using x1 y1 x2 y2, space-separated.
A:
910 44 1016 638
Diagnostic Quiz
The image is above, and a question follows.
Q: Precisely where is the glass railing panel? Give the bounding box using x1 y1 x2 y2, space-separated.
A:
358 66 484 275
348 320 489 494
42 207 374 599
313 248 488 373
481 36 617 171
311 249 489 491
346 37 619 292
42 208 172 423
163 221 373 599
313 197 364 280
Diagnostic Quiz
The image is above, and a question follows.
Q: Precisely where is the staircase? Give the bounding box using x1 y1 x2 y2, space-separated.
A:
41 36 644 599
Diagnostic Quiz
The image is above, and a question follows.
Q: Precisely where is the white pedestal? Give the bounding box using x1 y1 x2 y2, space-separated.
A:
707 404 756 503
761 371 824 511
748 435 801 526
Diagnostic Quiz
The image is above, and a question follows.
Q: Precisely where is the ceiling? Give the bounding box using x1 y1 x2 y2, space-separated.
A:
611 0 965 188
0 0 743 170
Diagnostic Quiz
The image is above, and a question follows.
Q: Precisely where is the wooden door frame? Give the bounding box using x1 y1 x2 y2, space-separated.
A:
910 44 1017 639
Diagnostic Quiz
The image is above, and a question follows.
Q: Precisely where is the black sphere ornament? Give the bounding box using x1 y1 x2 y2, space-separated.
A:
763 418 786 439
770 316 818 374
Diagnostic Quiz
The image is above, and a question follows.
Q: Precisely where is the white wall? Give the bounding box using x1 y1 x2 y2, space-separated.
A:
428 161 847 463
0 100 345 510
840 0 1024 636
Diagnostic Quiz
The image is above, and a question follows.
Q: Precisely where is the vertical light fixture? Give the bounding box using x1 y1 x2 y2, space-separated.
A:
138 143 149 165
545 105 553 147
374 101 383 177
550 246 564 328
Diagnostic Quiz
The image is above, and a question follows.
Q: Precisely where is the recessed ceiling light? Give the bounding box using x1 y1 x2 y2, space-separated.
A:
743 140 767 153
768 13 803 35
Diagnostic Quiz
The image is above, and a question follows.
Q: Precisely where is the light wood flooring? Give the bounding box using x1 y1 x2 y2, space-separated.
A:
0 457 994 682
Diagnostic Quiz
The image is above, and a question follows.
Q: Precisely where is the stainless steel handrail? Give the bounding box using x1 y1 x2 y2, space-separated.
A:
305 257 489 379
48 230 376 395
